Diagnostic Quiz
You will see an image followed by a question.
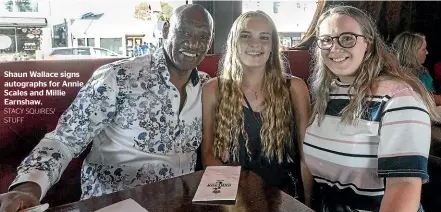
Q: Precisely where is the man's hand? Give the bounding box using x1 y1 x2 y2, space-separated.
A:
0 191 39 212
0 182 41 212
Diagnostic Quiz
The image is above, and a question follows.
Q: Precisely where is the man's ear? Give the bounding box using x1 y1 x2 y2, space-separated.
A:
209 31 215 49
162 21 170 39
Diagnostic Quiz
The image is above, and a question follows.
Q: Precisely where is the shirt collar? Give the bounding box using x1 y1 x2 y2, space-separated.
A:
333 78 352 88
152 48 200 86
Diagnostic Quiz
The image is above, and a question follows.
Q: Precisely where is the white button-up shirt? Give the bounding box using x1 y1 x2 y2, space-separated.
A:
10 49 210 200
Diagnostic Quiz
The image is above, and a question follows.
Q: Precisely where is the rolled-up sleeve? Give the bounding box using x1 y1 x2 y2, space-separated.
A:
377 88 431 183
9 64 119 200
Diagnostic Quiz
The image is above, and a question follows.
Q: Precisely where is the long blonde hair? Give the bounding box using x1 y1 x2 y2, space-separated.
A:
213 10 295 164
310 5 440 125
392 31 427 73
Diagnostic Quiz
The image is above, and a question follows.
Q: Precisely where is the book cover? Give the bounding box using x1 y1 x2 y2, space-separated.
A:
192 166 241 205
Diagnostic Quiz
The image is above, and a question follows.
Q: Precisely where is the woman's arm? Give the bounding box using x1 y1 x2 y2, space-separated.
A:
289 77 314 207
377 86 431 212
201 78 224 167
380 177 422 212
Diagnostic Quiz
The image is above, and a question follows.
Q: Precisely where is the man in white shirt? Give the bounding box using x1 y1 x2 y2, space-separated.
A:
0 4 213 211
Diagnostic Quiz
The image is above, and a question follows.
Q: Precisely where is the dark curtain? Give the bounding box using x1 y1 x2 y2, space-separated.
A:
294 1 441 88
294 1 440 45
344 1 412 43
294 1 409 49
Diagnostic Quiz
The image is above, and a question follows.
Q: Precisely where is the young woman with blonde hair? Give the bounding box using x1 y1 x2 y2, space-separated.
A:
304 5 440 212
201 10 313 205
392 31 441 105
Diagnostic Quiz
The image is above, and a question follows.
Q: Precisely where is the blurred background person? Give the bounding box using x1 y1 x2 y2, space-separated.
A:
392 31 441 105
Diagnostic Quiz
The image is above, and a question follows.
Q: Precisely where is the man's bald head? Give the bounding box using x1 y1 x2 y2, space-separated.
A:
169 4 213 32
162 4 214 74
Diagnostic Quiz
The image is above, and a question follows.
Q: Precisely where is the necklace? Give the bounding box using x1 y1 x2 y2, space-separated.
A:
242 85 259 100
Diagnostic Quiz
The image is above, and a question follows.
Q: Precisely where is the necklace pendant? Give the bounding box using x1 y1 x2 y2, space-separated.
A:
255 92 258 100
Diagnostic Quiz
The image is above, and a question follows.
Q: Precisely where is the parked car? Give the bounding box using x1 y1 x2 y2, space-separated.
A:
47 47 123 60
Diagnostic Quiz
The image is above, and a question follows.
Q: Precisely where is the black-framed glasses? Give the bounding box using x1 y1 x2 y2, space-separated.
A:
317 33 366 50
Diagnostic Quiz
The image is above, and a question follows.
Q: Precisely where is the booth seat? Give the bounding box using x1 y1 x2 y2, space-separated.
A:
0 51 311 207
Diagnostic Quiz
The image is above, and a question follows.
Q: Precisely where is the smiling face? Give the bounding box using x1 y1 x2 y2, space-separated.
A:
164 6 213 73
237 16 272 71
318 14 368 83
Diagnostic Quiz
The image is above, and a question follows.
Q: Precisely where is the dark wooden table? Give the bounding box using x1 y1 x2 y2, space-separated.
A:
46 170 313 212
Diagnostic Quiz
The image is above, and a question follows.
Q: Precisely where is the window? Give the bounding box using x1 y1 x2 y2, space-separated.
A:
73 48 91 55
16 27 41 52
2 0 39 12
51 48 73 55
77 38 85 46
242 1 318 49
53 24 68 48
273 2 280 13
87 38 95 47
0 27 16 62
291 36 301 46
0 28 16 53
0 27 42 61
94 48 118 56
94 48 108 56
100 38 122 55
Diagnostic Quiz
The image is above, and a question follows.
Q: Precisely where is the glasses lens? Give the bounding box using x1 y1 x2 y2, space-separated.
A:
338 34 357 48
318 36 333 49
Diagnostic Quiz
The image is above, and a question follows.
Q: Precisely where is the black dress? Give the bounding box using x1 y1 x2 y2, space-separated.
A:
235 79 304 200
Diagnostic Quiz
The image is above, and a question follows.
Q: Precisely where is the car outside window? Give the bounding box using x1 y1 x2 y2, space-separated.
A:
51 49 73 55
74 48 91 55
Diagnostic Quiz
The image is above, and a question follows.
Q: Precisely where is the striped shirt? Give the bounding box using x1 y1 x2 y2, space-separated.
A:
304 79 431 211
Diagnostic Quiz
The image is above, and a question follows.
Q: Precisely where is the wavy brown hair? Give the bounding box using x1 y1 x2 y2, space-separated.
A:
392 31 427 74
310 5 440 125
213 10 295 164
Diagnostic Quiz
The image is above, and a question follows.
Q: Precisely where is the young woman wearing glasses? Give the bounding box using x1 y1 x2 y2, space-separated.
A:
304 5 440 212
